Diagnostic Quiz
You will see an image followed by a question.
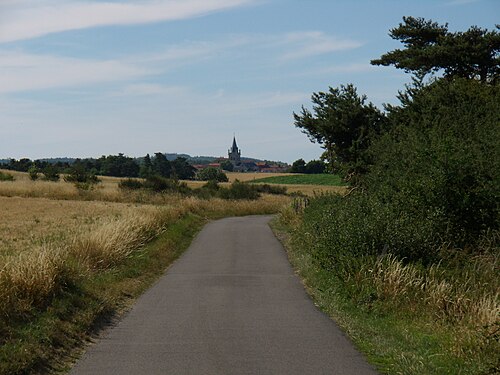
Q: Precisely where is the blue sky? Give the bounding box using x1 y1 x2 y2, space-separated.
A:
0 0 498 163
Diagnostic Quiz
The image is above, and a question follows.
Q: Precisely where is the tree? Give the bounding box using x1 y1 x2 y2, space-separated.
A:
305 159 326 174
294 84 385 180
139 154 153 178
371 17 500 83
171 157 196 180
289 159 306 173
152 153 172 178
196 167 228 182
42 165 60 181
220 160 234 172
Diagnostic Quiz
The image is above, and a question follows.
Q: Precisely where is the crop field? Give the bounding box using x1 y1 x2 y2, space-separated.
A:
0 170 291 374
251 173 345 186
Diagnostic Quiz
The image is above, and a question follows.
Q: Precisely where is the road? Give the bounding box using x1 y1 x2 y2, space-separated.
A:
70 215 377 375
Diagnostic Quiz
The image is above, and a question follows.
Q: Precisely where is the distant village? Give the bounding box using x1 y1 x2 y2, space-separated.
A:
193 136 289 173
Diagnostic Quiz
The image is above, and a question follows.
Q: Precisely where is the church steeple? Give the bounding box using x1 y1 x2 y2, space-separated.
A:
228 135 241 164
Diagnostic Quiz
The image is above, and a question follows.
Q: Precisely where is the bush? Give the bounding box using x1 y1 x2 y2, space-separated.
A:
0 171 14 181
196 167 228 182
218 180 260 200
42 165 60 182
254 184 287 195
64 165 100 185
28 165 39 181
143 175 190 194
118 178 144 190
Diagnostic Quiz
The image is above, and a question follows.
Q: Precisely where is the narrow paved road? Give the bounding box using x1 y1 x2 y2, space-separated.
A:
70 216 377 375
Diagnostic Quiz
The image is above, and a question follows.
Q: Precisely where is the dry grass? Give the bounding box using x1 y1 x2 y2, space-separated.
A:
0 174 290 321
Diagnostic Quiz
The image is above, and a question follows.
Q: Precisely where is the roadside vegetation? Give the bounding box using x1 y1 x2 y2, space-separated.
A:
0 172 290 375
276 17 499 375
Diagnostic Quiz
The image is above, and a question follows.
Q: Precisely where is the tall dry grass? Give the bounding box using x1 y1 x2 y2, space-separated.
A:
0 188 289 321
363 254 499 329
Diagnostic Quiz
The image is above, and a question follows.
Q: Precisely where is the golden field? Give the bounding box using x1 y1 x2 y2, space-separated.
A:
0 170 291 322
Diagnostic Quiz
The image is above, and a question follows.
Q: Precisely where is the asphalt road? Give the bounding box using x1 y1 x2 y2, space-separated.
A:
70 215 378 375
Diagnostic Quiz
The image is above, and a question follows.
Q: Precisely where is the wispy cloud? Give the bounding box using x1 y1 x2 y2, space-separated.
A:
0 0 256 43
0 51 147 93
278 31 362 60
445 0 481 5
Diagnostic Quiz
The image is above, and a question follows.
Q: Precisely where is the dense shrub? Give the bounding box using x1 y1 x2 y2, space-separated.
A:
254 184 287 195
118 178 144 190
218 180 260 200
142 175 190 195
196 167 228 182
299 79 499 265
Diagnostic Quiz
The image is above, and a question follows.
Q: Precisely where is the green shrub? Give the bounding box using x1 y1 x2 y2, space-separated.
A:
118 178 144 190
28 165 39 181
218 180 260 200
42 165 60 182
196 167 228 182
143 175 190 194
254 184 287 195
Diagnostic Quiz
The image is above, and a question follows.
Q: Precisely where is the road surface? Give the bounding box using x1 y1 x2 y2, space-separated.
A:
70 215 377 375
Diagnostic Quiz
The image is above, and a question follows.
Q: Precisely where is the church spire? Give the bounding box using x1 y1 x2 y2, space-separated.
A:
231 135 238 152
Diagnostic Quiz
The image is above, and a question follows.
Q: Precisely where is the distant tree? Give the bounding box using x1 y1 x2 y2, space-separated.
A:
290 159 306 173
152 153 172 178
171 157 196 180
64 163 100 184
294 84 386 181
42 165 60 181
305 159 326 174
220 160 234 172
196 167 228 182
99 154 139 177
371 17 500 83
139 154 153 178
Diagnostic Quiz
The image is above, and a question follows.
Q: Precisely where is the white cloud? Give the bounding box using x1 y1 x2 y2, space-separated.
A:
0 0 256 43
0 51 148 93
279 31 362 60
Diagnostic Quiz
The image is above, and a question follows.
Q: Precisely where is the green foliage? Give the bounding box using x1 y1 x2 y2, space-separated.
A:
139 154 153 179
28 165 39 181
366 78 499 246
371 17 500 83
118 178 144 190
218 180 260 200
196 167 229 182
289 158 306 173
220 160 234 172
64 164 100 185
41 165 60 182
170 157 196 180
143 175 190 194
253 184 287 195
151 153 171 178
0 171 14 181
294 84 386 181
98 154 139 177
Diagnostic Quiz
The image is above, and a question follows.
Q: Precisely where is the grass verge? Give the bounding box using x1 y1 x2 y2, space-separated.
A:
271 208 499 375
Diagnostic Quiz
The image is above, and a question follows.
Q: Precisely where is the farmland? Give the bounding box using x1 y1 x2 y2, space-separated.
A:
0 170 291 374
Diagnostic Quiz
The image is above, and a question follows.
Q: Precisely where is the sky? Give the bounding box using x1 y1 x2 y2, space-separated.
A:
0 0 498 163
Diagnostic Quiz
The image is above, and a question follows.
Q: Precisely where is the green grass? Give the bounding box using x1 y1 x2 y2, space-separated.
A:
271 216 499 375
251 174 345 186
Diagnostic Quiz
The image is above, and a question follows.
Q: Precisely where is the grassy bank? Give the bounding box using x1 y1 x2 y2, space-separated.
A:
0 173 290 374
273 203 499 375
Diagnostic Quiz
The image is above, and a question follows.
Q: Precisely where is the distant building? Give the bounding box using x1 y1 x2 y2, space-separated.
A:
228 136 241 165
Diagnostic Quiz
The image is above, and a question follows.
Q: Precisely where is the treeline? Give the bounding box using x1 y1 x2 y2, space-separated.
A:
3 153 196 180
